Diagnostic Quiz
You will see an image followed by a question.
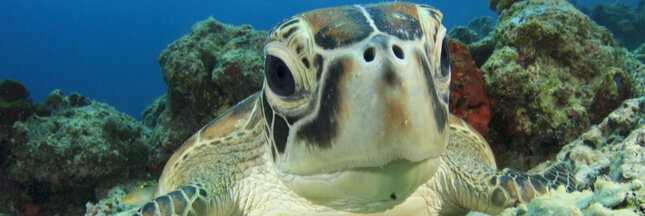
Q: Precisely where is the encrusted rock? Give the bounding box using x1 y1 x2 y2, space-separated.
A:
5 92 150 214
158 17 265 119
485 97 645 215
555 98 645 187
0 79 29 102
448 16 495 46
0 79 33 125
152 17 266 169
489 0 525 12
481 0 645 170
448 27 480 45
635 43 645 64
583 1 645 50
468 35 496 68
467 16 495 38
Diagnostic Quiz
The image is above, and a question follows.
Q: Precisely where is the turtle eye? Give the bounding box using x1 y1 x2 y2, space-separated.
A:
439 38 450 77
266 55 296 96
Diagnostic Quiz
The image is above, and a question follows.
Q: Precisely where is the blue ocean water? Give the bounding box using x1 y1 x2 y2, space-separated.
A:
0 0 639 119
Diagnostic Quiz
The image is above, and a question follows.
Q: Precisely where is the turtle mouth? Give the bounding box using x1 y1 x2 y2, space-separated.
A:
296 149 443 176
276 154 442 213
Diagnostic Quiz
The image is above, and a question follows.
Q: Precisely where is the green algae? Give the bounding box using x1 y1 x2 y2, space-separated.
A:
158 17 265 120
148 17 267 170
5 91 151 214
481 0 645 171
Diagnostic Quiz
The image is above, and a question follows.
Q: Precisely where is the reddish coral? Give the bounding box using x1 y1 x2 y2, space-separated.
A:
21 203 40 216
448 39 491 136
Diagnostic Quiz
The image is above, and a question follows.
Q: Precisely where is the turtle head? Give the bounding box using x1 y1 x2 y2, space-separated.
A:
261 2 450 213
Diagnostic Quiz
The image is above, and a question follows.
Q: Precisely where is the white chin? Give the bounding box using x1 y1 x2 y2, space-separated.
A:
276 156 441 213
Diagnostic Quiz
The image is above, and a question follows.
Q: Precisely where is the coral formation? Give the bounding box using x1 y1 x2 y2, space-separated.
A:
84 179 154 216
448 27 480 45
467 16 495 39
448 16 495 45
481 0 645 171
448 39 491 136
158 17 265 119
581 1 645 50
150 17 266 169
556 98 645 189
635 43 645 64
1 90 151 215
0 79 33 125
488 0 525 12
489 97 645 215
35 90 91 117
468 35 496 68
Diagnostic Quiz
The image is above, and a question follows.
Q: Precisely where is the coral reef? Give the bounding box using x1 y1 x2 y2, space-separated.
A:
1 90 151 215
448 39 491 136
158 16 265 119
467 16 495 39
0 79 33 126
487 97 645 215
448 27 480 45
448 16 495 45
581 1 645 50
488 0 525 12
496 180 644 215
481 0 645 171
84 179 154 216
635 43 645 64
84 186 128 216
150 17 266 170
556 98 645 189
468 35 496 68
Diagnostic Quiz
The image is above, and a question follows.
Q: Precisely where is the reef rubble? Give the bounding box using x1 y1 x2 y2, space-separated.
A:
475 97 645 215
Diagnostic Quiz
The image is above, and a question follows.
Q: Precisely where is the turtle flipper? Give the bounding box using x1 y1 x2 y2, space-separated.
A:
133 185 210 216
485 162 576 210
441 115 577 215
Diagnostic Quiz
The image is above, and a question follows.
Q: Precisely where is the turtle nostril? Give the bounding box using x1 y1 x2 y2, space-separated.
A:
392 45 404 59
363 47 375 62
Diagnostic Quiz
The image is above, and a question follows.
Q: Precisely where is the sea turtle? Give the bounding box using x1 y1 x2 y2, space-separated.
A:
129 2 575 215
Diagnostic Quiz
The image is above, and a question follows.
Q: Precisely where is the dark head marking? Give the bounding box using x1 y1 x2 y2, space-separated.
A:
282 27 299 39
314 54 324 81
302 58 310 69
296 58 347 149
261 91 274 128
300 6 373 49
280 19 299 30
273 115 290 153
364 2 423 41
417 51 447 134
262 91 289 154
418 5 441 21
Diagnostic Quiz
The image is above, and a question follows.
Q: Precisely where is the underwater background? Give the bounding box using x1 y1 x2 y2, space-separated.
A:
3 0 638 119
1 0 645 215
